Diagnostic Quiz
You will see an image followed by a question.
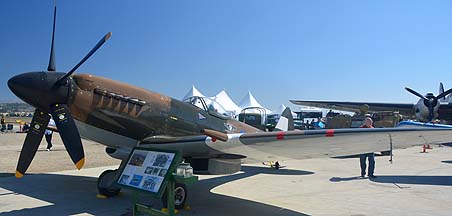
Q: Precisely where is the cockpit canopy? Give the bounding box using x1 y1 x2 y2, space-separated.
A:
184 96 233 119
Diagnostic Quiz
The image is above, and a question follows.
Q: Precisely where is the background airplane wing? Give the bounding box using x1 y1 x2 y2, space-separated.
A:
290 100 415 116
438 103 452 120
144 127 452 162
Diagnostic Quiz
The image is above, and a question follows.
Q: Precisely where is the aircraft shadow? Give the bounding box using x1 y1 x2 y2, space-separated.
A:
0 166 313 216
369 175 452 186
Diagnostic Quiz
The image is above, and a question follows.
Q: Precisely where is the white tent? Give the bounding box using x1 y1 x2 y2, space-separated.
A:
239 91 272 114
272 104 287 115
272 104 297 118
182 85 206 101
182 85 213 110
210 90 242 116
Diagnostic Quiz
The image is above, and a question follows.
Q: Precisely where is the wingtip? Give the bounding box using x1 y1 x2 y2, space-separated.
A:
15 170 24 178
75 158 85 170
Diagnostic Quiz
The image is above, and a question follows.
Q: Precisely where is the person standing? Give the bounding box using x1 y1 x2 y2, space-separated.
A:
45 118 56 151
1 115 5 132
359 117 376 178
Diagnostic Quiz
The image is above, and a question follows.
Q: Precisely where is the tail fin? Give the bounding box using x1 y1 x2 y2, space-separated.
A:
440 82 447 102
274 107 294 131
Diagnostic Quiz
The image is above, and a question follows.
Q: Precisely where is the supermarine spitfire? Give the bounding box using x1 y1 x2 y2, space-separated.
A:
8 6 452 208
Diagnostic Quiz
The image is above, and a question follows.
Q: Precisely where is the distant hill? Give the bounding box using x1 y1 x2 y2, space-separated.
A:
0 102 34 113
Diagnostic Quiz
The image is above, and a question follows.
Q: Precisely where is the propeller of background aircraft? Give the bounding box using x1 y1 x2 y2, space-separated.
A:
405 87 452 122
7 5 111 178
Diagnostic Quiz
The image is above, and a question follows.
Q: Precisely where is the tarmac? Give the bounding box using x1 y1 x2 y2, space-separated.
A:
1 132 452 215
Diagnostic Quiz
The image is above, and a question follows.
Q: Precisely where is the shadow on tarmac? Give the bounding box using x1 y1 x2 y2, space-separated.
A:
329 176 365 182
369 175 452 186
0 165 313 216
442 160 452 164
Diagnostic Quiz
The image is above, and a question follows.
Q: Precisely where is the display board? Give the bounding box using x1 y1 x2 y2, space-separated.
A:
116 147 181 197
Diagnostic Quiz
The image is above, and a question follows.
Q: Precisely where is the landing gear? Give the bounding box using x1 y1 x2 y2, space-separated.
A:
162 183 187 210
97 169 121 197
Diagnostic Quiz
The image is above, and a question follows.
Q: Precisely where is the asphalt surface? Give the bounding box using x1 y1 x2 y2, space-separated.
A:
1 133 452 215
0 133 119 177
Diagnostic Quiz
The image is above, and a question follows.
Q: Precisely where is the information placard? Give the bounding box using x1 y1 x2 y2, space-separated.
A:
116 147 180 197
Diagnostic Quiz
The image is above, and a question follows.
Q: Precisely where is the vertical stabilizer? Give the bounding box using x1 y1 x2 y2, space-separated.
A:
274 107 294 131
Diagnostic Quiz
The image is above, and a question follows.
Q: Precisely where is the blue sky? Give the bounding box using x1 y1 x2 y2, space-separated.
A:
2 0 452 110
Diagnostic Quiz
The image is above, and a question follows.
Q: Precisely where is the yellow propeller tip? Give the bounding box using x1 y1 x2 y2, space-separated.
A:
15 171 24 178
75 158 85 170
105 32 112 40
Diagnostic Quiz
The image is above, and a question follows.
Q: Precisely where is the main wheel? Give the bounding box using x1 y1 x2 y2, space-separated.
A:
162 183 187 210
97 169 121 197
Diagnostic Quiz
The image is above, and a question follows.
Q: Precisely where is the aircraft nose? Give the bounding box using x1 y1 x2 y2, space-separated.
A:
7 72 70 112
7 73 32 100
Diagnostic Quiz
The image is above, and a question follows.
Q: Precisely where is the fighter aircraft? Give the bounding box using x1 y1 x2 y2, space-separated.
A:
8 6 452 208
291 86 452 123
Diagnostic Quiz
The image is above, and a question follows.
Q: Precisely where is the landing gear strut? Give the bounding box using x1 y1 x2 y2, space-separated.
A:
97 169 121 197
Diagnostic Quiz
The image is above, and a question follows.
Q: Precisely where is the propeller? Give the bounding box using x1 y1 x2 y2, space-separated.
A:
47 6 57 72
8 5 111 178
405 87 452 122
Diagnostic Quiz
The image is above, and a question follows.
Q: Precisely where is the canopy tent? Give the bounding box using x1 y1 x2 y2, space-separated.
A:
182 85 213 110
271 104 297 118
239 91 272 114
182 85 206 101
209 90 242 116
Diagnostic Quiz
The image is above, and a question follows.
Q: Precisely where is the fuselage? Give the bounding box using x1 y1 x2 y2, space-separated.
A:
68 73 259 148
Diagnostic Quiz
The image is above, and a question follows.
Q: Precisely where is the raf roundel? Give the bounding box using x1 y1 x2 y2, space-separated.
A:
59 114 65 120
34 124 40 130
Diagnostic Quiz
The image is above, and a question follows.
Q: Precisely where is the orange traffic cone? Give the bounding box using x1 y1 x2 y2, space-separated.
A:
426 144 432 149
421 145 427 153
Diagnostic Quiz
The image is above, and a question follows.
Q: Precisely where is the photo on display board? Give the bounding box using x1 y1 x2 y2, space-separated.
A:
144 166 153 175
119 174 130 185
142 176 158 192
151 167 160 176
129 152 147 167
158 169 167 177
129 175 144 186
153 154 169 167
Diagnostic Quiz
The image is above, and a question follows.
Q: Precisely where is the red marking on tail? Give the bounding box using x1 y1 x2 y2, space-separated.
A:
211 137 217 142
326 129 335 137
276 132 285 140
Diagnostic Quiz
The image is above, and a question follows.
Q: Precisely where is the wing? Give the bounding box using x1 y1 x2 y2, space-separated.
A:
142 127 452 162
290 100 414 116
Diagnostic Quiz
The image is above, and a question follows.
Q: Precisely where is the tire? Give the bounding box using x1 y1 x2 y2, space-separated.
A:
97 169 121 197
162 183 187 210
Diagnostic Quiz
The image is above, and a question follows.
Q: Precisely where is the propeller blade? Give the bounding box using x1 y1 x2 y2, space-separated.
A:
405 87 427 100
50 104 85 169
428 100 434 122
56 32 112 85
437 87 452 100
16 110 51 178
47 5 57 72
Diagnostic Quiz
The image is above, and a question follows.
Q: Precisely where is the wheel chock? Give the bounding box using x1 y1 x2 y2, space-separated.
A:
161 208 179 214
96 194 108 199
